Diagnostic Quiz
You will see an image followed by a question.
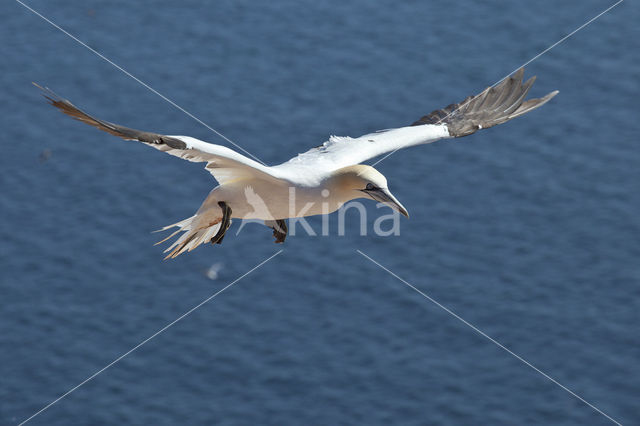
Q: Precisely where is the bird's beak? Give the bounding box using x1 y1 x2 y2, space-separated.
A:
362 187 409 218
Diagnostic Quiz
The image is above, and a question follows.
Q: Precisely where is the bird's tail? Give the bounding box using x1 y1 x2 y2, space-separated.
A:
154 214 223 260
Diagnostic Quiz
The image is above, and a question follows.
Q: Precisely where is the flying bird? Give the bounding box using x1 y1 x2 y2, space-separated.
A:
36 68 557 258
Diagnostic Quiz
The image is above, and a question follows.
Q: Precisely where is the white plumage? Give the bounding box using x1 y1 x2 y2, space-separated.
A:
37 68 557 258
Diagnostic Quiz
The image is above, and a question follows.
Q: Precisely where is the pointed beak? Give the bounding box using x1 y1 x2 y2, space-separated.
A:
362 187 409 218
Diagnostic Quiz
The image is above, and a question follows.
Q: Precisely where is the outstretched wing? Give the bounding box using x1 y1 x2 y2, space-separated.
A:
36 84 277 185
282 68 557 170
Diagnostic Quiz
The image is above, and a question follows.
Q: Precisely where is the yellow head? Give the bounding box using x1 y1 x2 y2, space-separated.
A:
327 165 409 217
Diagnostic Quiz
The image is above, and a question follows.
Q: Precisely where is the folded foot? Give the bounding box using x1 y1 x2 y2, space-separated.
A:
211 201 232 244
267 219 287 244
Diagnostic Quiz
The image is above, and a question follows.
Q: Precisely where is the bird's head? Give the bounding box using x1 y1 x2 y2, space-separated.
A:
329 165 409 218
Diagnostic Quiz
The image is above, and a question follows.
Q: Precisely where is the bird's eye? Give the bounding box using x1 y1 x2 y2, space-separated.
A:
365 183 376 190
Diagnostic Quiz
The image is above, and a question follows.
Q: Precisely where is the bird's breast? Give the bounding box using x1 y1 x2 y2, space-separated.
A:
216 180 344 220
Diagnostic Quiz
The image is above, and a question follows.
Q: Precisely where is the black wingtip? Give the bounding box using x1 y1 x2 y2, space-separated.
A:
412 67 558 137
33 82 65 106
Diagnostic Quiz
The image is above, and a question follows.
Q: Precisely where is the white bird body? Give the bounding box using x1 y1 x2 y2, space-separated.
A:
191 166 367 220
37 68 558 258
202 180 329 220
173 124 452 222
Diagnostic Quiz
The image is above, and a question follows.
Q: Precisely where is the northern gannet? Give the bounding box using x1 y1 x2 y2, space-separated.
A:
37 68 557 258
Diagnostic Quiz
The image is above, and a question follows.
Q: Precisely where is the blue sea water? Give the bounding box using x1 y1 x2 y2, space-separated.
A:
1 0 639 424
